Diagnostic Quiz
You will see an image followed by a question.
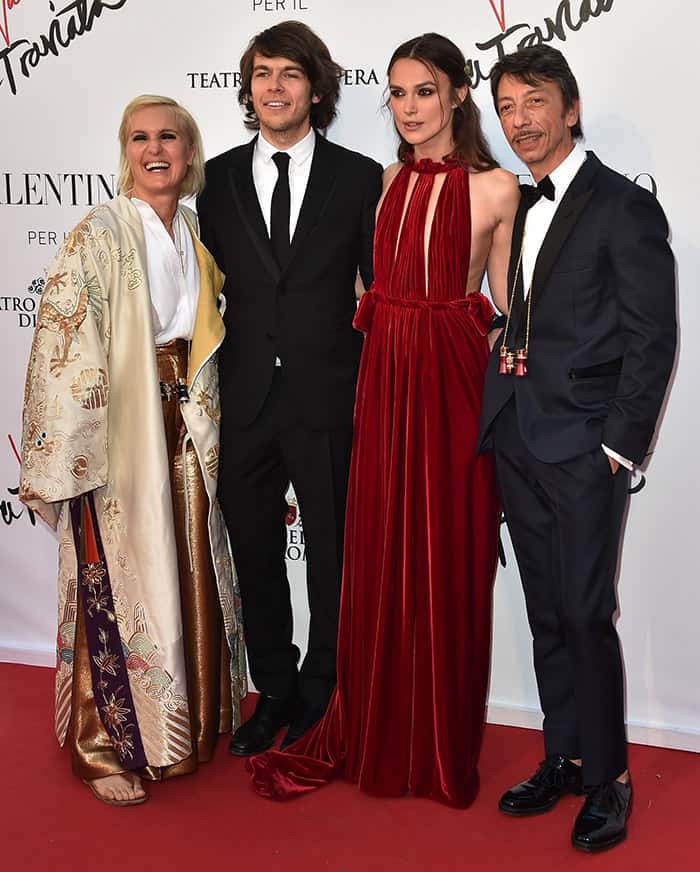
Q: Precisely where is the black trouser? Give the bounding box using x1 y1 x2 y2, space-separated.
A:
493 399 629 787
218 369 352 710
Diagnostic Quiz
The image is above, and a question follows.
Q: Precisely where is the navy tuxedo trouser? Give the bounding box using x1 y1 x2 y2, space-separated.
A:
493 399 629 786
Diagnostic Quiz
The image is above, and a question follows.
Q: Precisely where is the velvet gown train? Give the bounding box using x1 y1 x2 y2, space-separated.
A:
248 156 501 807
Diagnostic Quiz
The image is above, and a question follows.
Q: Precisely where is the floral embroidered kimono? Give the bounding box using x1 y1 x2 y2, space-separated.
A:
19 195 246 777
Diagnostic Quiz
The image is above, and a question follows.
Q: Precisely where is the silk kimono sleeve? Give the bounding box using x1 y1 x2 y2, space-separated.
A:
20 217 115 528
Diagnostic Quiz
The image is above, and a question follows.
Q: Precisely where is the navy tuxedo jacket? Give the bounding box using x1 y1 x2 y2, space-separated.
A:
197 133 383 429
478 152 677 466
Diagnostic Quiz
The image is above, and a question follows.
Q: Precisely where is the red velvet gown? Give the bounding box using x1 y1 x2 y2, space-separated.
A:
248 155 500 807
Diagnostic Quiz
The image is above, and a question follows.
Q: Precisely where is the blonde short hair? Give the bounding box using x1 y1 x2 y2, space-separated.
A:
117 95 205 197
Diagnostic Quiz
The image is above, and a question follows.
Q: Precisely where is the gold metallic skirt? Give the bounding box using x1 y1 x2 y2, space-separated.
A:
69 339 231 781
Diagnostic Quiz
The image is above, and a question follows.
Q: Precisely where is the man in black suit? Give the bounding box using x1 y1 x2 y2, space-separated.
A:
478 46 676 852
197 21 382 755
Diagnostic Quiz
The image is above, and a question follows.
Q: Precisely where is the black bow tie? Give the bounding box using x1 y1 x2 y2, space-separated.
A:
519 175 555 209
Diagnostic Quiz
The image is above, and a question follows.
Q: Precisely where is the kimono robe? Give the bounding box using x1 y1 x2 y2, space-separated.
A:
19 194 246 769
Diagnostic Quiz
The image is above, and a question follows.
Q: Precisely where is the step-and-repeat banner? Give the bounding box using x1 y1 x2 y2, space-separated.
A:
1 1 697 751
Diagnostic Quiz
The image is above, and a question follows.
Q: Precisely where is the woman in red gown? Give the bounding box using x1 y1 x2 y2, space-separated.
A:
248 33 518 807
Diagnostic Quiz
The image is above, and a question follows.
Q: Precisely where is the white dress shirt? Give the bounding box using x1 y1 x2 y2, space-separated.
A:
132 198 199 345
252 127 315 366
253 127 315 239
521 143 632 471
521 142 587 293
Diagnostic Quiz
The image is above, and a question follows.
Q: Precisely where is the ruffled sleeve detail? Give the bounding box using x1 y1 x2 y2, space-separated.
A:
465 291 495 336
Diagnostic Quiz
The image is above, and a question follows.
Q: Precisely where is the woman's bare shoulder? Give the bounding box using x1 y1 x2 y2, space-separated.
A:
383 161 403 189
471 166 518 193
471 167 520 215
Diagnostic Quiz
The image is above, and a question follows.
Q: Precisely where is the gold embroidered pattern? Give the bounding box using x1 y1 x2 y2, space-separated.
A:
70 367 109 410
63 219 92 256
124 604 188 705
37 271 91 375
54 536 78 745
111 247 143 291
191 362 220 422
101 497 123 543
204 444 219 479
123 602 193 764
92 626 139 762
81 561 116 622
69 454 89 479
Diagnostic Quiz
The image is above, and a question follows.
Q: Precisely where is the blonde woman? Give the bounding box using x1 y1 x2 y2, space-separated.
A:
20 95 245 806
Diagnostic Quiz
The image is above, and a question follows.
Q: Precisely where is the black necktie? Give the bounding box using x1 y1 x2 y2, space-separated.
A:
519 174 555 209
270 152 291 268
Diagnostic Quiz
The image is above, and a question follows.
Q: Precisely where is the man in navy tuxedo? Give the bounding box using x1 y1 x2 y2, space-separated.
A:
478 46 676 852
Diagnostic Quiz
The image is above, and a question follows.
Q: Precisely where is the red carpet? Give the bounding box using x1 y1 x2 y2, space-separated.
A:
1 663 697 871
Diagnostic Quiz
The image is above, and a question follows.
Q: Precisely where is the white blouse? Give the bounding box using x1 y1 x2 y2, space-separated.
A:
132 198 200 345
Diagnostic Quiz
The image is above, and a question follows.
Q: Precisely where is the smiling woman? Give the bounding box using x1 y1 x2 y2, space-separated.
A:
19 94 246 808
124 109 194 200
118 95 205 210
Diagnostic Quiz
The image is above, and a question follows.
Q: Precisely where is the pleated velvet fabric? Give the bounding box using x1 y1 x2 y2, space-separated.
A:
248 156 501 807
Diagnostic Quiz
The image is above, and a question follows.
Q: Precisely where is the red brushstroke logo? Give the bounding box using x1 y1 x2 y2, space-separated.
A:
488 0 507 32
8 433 21 465
1 0 24 49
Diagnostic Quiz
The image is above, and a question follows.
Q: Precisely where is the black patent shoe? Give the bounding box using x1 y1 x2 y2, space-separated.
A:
228 693 300 756
280 703 325 750
572 779 632 852
498 754 584 816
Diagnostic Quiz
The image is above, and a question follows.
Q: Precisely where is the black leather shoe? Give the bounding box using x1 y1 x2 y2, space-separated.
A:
279 703 325 750
228 693 300 757
499 754 584 816
572 779 632 852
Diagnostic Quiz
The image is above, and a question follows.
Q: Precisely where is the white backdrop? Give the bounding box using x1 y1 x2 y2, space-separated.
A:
1 0 698 752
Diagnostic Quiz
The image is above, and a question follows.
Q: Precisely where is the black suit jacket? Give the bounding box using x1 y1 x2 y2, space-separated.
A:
197 133 383 428
478 152 676 465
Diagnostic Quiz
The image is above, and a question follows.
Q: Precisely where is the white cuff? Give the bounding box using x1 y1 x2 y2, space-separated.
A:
602 444 633 471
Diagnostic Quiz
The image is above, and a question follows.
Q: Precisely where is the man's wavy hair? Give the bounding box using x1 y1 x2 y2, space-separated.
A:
238 21 342 132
